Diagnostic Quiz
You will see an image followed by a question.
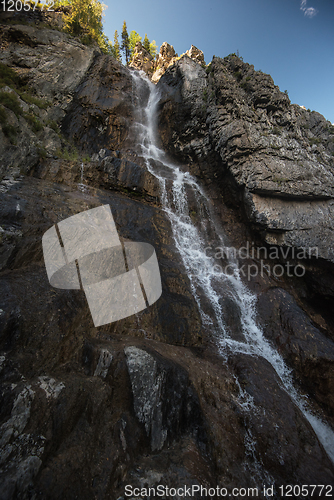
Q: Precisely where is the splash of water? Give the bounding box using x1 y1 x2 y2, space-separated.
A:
78 162 89 193
130 70 334 464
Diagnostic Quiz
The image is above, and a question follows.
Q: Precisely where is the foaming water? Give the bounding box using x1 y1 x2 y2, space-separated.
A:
78 162 89 193
130 70 334 464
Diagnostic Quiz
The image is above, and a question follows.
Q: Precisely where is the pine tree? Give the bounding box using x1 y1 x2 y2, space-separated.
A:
113 30 121 61
121 21 130 64
64 0 104 41
143 33 150 52
129 31 142 61
149 40 157 58
62 0 112 54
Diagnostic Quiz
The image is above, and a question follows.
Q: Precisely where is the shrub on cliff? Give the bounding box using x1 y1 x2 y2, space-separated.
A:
55 0 112 54
143 33 157 58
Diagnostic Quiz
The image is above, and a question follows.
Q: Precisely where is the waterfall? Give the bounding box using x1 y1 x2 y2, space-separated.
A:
130 70 334 465
78 162 88 192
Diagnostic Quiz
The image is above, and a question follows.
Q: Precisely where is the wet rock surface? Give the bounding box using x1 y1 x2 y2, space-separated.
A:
0 13 334 500
62 54 134 155
257 287 334 419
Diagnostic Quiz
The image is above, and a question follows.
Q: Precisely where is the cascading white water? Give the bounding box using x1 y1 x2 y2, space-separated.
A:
78 162 88 192
130 70 334 464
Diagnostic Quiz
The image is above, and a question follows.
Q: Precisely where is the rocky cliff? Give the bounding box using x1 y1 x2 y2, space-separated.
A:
1 11 334 500
157 55 334 261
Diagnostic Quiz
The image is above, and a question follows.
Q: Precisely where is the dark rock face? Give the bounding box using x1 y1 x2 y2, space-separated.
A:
124 345 203 451
0 173 208 496
1 13 334 499
257 287 334 419
0 22 97 179
157 55 334 264
62 55 135 154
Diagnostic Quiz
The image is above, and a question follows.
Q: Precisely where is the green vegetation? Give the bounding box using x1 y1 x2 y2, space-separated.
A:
3 0 158 62
121 29 157 62
37 146 47 159
0 107 17 143
56 0 112 53
111 30 121 61
233 71 242 81
129 31 142 58
0 63 57 140
272 175 289 184
0 91 22 116
19 92 50 109
56 146 79 161
121 21 130 64
0 107 7 124
309 137 322 146
25 113 43 133
47 120 60 134
142 33 157 58
149 39 157 59
143 33 150 52
269 127 282 136
0 63 23 89
0 87 46 136
0 63 49 109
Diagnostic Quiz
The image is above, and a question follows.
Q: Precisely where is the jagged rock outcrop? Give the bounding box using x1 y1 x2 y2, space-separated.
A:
129 41 206 83
186 44 205 65
151 43 205 83
157 54 334 265
244 192 334 262
129 41 154 74
151 42 178 83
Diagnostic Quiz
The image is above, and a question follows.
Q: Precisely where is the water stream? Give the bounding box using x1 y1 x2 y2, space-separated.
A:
78 162 88 192
130 70 334 465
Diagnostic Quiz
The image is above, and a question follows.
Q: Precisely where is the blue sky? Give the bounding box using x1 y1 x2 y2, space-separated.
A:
103 0 334 123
